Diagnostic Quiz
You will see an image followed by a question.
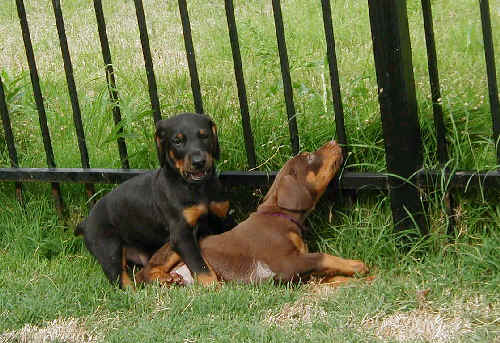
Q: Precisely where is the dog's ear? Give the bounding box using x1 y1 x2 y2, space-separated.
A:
210 121 220 160
155 121 168 167
276 174 314 211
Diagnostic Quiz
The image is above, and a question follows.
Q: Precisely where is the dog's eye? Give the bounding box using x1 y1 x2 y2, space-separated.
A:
156 129 167 139
198 132 209 139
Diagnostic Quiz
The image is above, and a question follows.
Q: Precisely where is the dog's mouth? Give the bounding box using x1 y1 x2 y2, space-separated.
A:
183 168 211 182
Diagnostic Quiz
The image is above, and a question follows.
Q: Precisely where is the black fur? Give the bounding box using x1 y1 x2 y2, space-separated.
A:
76 113 234 287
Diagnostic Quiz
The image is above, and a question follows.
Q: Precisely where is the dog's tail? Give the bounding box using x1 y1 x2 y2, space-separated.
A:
74 219 86 236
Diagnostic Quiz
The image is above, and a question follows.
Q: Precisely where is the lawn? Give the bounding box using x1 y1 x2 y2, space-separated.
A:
0 0 499 342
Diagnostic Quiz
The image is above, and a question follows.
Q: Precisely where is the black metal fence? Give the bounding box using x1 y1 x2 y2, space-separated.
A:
1 0 499 235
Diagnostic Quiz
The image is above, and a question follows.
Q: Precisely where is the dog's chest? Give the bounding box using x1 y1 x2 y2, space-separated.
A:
287 231 308 254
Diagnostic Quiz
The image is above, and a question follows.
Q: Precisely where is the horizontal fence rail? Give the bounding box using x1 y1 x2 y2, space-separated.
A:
1 0 499 236
1 168 499 190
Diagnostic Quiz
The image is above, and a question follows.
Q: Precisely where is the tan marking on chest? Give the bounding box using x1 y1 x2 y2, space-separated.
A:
209 200 230 218
287 232 308 254
183 204 208 227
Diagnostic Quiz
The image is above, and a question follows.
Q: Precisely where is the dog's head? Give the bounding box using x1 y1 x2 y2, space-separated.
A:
155 112 220 183
262 141 343 212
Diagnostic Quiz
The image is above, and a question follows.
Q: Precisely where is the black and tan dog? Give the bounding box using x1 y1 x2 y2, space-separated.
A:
136 141 369 287
76 112 234 288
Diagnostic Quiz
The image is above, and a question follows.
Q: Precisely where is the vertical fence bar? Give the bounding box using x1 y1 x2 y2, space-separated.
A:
178 0 204 114
93 0 130 169
133 0 162 124
479 0 500 165
368 0 428 237
421 0 448 165
320 0 348 156
51 0 95 200
16 0 64 216
271 0 299 155
420 0 456 236
224 0 257 168
0 76 23 204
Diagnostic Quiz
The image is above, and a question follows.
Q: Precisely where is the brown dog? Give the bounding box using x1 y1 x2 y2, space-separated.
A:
135 141 369 286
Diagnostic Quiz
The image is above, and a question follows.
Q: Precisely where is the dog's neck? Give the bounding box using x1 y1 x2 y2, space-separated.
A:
256 203 306 225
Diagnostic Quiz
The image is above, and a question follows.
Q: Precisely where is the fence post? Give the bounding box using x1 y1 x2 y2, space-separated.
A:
368 0 428 237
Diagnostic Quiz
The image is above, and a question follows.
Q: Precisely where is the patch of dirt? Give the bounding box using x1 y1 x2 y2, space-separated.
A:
263 294 327 328
263 284 498 343
364 309 472 342
262 282 346 328
0 317 101 343
363 294 498 343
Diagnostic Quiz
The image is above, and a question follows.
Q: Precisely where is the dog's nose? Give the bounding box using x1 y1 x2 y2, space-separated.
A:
191 154 206 169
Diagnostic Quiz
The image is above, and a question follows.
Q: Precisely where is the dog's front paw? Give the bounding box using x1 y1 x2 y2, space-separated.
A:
349 260 369 275
147 267 185 286
158 271 185 286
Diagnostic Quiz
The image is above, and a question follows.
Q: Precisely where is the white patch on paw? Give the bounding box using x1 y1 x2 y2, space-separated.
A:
174 265 194 285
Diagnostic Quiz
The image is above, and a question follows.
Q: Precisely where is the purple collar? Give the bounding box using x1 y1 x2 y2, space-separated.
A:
258 212 307 232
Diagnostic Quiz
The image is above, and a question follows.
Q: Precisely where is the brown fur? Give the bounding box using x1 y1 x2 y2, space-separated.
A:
136 141 369 287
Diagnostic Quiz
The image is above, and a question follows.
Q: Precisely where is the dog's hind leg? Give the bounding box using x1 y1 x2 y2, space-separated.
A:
319 274 376 287
120 247 135 289
273 253 369 282
83 226 123 286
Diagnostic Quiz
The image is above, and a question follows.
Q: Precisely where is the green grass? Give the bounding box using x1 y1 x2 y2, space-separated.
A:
0 0 499 341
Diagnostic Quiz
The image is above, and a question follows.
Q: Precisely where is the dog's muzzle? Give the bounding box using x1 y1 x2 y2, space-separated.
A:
183 153 213 183
183 168 212 182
